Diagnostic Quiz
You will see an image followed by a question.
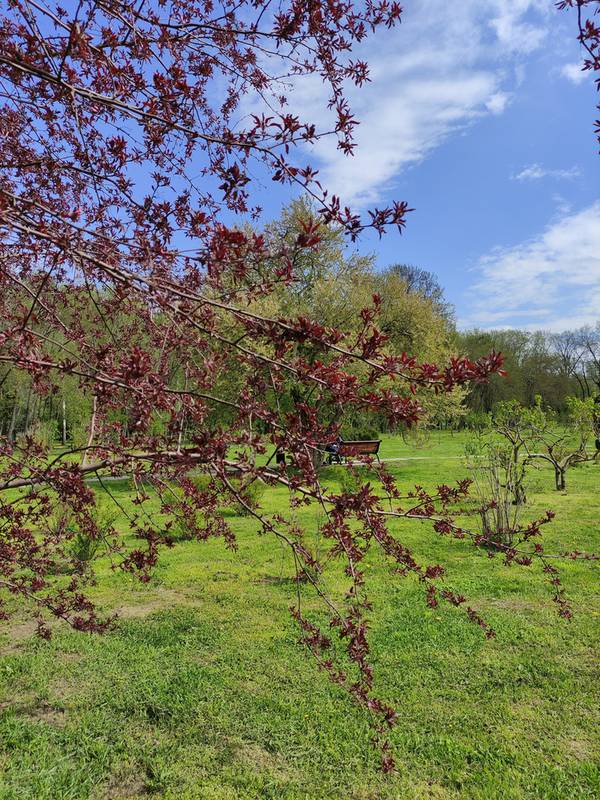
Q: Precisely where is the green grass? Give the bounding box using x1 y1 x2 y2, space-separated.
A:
0 433 598 799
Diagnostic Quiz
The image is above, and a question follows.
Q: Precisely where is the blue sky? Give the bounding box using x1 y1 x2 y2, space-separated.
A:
250 0 600 332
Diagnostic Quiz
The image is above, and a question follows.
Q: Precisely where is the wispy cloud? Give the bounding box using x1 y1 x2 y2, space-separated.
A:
486 92 512 115
560 62 587 85
461 202 600 331
281 0 551 206
512 163 581 181
307 72 500 207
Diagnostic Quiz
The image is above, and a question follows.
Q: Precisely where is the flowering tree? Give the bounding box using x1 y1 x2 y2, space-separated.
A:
0 0 596 771
558 0 600 149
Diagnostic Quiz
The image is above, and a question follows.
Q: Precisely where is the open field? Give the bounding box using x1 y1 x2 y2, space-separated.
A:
0 432 598 800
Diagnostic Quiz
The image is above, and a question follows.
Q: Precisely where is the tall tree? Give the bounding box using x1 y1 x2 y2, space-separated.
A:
384 263 454 322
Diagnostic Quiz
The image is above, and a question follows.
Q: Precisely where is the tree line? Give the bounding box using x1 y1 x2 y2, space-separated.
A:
1 198 598 445
457 325 600 418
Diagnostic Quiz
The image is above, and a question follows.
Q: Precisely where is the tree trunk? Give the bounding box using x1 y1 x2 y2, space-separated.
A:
81 396 97 467
62 398 67 446
7 401 18 444
514 483 527 505
554 466 566 491
23 381 34 433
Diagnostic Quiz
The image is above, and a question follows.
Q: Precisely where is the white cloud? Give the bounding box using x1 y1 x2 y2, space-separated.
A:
512 163 581 181
489 0 549 53
262 0 551 206
307 72 499 207
461 202 600 331
560 62 587 85
486 92 512 115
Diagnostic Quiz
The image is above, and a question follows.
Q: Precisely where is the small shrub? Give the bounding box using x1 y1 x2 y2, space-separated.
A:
188 473 212 492
465 439 522 548
168 519 198 542
339 466 371 496
167 474 213 540
17 421 55 449
232 478 266 515
69 531 102 564
46 505 114 573
68 508 116 567
342 426 380 441
464 411 490 432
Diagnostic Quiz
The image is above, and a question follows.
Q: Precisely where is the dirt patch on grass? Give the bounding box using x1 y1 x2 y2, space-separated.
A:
0 695 67 728
97 769 149 799
480 597 541 613
25 700 67 727
235 741 296 781
563 737 596 762
114 587 195 620
0 619 40 655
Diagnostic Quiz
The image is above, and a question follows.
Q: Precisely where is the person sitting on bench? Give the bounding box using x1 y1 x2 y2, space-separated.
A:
325 435 344 464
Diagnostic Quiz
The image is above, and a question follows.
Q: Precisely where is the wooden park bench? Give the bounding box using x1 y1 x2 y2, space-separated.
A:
274 440 382 467
323 439 381 464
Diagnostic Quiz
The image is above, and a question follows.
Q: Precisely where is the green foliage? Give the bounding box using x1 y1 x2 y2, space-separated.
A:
69 508 116 565
167 516 199 543
492 397 546 434
167 474 211 541
255 199 460 437
68 531 102 565
16 420 55 449
463 410 490 431
231 479 266 516
168 475 266 541
565 396 596 438
340 424 380 441
338 465 371 495
455 328 586 414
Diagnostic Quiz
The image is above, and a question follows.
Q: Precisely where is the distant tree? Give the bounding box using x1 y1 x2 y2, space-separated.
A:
384 263 454 321
457 329 579 413
549 329 588 398
263 197 374 312
257 204 462 438
577 324 600 394
456 330 529 412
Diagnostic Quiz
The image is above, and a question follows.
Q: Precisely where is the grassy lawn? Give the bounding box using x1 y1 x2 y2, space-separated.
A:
0 432 598 799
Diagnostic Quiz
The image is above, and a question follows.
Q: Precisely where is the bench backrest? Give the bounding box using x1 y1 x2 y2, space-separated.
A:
338 440 381 455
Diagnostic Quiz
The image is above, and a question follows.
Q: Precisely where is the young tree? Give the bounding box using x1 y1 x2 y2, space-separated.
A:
490 400 546 505
526 396 598 491
0 0 595 771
